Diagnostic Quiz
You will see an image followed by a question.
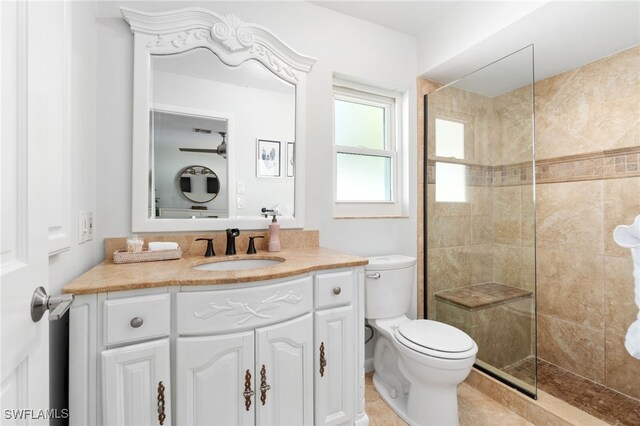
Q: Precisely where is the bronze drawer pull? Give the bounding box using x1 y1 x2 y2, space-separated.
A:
157 381 166 425
260 364 271 405
319 342 327 377
243 369 254 411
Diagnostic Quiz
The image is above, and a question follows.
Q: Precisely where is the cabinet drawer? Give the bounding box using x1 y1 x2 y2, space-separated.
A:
315 271 354 309
177 276 313 335
104 293 170 346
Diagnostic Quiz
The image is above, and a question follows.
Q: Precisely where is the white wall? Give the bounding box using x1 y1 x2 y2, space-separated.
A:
47 1 99 421
95 1 418 262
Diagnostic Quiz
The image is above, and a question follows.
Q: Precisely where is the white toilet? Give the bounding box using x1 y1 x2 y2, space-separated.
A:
365 255 478 426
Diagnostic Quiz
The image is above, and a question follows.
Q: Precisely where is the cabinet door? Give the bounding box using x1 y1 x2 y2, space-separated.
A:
256 313 313 425
101 338 171 426
315 306 355 425
176 331 255 426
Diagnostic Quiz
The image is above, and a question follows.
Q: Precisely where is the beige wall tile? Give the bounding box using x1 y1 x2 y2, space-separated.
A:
473 301 534 368
436 300 471 331
605 331 640 400
535 116 600 160
427 215 471 248
538 314 605 383
535 46 640 159
519 247 536 292
536 247 604 328
520 185 535 247
493 244 521 287
536 180 603 254
468 245 494 284
427 247 473 292
604 255 636 336
495 189 522 236
604 176 640 257
609 122 640 152
470 185 493 216
471 215 493 245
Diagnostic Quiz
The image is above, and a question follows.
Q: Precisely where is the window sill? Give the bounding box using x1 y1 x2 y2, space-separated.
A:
333 215 409 219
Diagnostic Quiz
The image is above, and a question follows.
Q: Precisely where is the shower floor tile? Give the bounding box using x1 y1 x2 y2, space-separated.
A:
537 359 640 426
502 356 536 384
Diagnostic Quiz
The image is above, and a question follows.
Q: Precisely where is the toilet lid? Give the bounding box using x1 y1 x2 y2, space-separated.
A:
397 320 475 353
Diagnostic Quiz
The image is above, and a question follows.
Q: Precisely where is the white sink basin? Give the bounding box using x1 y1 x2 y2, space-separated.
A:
193 258 284 271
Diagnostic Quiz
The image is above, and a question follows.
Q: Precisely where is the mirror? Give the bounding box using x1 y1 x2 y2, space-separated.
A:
123 7 316 232
150 48 295 221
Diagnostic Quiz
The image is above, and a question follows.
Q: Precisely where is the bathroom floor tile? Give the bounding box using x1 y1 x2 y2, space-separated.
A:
537 359 640 426
365 372 532 426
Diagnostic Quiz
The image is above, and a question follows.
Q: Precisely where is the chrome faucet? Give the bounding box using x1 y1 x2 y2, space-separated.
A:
225 228 240 255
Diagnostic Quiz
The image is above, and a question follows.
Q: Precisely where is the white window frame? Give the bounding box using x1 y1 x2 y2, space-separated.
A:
332 78 406 218
433 115 469 203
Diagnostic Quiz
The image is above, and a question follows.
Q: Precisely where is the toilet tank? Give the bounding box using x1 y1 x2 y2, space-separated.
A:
364 255 416 319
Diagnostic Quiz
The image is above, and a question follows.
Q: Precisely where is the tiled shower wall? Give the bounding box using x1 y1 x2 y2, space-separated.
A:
418 45 640 400
534 45 640 400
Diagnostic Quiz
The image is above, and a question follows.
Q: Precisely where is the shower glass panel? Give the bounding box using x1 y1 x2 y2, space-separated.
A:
425 46 536 397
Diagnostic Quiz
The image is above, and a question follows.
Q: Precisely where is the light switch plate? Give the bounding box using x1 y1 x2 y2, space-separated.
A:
237 181 246 194
237 195 246 209
78 211 94 244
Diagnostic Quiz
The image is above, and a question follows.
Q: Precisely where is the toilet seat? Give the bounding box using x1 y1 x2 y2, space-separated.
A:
394 320 476 360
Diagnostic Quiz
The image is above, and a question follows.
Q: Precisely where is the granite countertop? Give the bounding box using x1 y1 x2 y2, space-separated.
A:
63 247 368 295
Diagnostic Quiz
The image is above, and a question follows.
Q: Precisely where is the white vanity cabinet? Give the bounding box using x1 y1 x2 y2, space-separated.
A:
68 267 367 426
176 314 313 425
102 339 171 426
314 272 355 426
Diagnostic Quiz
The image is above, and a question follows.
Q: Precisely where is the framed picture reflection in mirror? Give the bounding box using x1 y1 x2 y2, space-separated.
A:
256 139 281 178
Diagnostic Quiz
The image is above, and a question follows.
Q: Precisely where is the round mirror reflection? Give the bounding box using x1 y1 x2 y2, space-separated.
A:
178 165 220 203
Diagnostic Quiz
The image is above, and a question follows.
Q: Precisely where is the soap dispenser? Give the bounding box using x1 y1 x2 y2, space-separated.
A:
268 213 281 252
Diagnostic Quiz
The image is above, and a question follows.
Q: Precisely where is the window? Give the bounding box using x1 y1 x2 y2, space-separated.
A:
434 118 467 203
333 79 405 217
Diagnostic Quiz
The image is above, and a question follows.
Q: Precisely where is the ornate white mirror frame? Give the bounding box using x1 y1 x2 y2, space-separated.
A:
122 7 316 232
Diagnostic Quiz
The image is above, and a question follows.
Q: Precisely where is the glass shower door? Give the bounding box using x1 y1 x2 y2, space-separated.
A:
425 46 536 396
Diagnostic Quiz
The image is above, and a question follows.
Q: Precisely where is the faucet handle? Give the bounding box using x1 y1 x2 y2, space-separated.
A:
246 236 265 254
195 238 215 257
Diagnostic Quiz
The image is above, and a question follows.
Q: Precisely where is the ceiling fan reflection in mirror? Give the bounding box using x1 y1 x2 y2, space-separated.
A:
179 131 227 158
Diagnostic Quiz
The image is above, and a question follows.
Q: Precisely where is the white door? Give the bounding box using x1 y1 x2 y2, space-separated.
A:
101 338 171 426
256 313 313 426
315 306 355 426
176 331 254 426
1 2 61 423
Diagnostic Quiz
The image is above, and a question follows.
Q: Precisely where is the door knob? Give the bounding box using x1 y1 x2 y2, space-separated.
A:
30 287 74 322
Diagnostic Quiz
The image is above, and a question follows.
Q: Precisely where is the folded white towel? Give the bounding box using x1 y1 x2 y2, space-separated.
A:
625 319 640 360
614 214 640 360
148 241 179 251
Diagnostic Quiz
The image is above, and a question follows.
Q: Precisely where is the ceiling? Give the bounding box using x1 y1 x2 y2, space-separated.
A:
311 1 640 93
308 1 464 36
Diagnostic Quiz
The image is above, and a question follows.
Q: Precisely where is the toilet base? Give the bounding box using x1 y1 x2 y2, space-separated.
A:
372 373 410 424
373 372 460 426
406 380 459 426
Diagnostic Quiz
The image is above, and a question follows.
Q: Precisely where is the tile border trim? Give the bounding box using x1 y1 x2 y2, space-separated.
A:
426 146 640 186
